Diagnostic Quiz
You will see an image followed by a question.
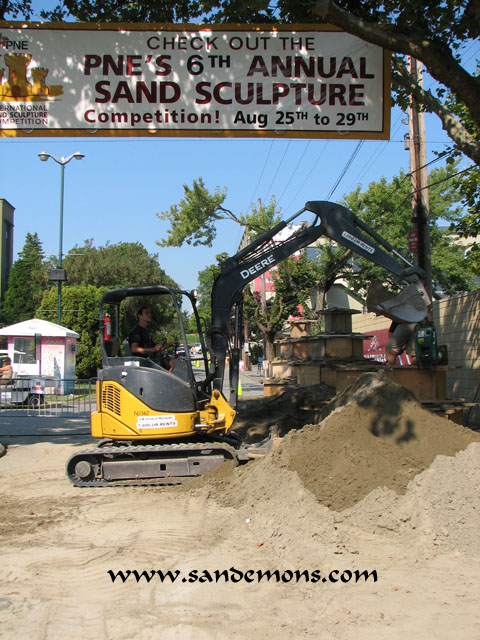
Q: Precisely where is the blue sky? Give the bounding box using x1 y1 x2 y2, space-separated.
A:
1 9 478 291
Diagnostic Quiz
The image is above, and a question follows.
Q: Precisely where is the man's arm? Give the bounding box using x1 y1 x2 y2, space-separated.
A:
130 342 162 356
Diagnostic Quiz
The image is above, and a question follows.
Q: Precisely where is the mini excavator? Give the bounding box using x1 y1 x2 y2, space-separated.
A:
66 201 430 486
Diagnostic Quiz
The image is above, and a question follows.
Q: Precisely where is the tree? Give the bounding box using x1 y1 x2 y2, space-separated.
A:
157 178 281 248
1 232 48 324
36 284 106 378
63 240 179 289
169 186 326 358
443 88 480 270
36 242 180 376
309 0 480 167
0 0 31 20
339 163 477 296
244 252 324 360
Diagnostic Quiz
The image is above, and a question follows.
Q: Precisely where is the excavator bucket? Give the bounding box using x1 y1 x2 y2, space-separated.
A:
366 279 430 324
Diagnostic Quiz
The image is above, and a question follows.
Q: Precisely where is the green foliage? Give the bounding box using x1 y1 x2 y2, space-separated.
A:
451 166 480 272
63 240 178 289
0 0 31 20
37 284 106 378
157 177 281 249
340 163 477 297
242 198 282 237
32 240 179 377
243 252 325 359
440 84 480 271
1 233 48 324
38 0 275 23
157 179 228 247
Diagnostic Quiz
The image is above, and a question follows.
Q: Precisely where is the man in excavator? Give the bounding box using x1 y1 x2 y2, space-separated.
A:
128 305 176 371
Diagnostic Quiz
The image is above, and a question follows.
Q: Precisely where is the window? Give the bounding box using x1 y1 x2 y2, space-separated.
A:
13 338 36 364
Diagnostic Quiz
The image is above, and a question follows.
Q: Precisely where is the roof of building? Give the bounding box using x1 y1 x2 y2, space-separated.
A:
0 318 79 338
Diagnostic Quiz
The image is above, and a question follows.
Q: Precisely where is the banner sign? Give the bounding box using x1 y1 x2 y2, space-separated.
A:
0 23 390 139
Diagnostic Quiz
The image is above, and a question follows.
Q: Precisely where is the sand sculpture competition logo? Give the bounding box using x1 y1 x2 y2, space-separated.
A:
0 39 63 100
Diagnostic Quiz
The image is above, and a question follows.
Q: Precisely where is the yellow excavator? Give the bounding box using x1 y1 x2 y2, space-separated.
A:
66 201 430 486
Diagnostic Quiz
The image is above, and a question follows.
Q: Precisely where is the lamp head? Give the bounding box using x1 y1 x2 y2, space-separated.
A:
38 152 49 162
73 152 85 161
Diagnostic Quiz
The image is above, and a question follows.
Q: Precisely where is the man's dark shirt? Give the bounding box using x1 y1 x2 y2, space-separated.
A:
128 324 153 350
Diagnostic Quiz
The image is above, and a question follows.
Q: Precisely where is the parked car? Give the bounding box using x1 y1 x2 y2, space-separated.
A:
175 344 186 356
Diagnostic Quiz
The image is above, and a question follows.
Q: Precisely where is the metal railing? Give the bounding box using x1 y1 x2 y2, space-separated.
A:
0 378 97 417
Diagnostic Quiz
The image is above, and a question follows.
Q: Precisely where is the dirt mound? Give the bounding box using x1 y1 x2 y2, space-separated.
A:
338 443 480 555
232 383 335 443
196 372 479 517
275 371 479 510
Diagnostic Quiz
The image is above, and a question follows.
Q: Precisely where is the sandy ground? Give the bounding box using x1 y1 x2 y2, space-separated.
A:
1 374 479 639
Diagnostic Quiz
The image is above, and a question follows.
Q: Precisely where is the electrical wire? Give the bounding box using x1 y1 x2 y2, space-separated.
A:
284 140 330 211
276 141 312 206
324 140 364 200
262 139 291 203
343 114 405 194
246 139 275 210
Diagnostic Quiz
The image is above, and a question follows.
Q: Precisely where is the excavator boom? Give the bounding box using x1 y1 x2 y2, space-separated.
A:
209 201 430 404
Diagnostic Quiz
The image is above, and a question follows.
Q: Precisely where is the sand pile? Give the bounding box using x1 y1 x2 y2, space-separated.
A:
338 443 480 555
233 383 335 443
193 371 480 556
273 371 479 510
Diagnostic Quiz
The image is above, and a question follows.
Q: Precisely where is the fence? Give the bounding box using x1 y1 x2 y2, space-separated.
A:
0 378 97 417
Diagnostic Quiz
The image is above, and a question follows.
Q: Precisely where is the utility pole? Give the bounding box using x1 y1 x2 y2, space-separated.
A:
407 57 433 300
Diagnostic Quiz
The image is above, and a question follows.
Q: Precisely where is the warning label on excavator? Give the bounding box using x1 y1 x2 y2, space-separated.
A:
137 415 178 429
0 22 390 139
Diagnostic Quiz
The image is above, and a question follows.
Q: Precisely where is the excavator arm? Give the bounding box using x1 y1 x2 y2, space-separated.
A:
209 201 430 406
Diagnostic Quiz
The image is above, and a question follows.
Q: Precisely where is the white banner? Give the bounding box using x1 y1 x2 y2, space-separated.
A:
0 23 390 139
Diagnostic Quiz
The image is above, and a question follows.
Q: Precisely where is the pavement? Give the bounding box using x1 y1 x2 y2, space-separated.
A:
0 367 267 447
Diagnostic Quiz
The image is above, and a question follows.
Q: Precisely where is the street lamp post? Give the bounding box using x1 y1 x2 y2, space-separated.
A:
38 152 84 325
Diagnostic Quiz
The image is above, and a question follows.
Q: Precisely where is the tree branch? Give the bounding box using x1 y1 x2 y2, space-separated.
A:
312 0 480 130
393 58 480 166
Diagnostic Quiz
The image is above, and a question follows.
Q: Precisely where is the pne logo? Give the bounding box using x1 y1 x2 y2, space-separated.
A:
0 35 29 50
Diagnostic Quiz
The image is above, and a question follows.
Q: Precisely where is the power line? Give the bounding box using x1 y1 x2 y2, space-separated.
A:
344 114 405 194
263 140 291 203
246 139 275 210
324 140 364 200
284 141 330 211
276 141 312 206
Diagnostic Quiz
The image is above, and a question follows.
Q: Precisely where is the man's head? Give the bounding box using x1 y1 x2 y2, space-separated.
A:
3 357 11 365
136 305 152 326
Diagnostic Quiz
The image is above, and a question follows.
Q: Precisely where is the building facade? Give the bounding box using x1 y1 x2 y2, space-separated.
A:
0 199 14 300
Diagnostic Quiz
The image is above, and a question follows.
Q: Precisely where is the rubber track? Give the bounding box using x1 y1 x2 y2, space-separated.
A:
66 441 238 488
